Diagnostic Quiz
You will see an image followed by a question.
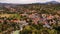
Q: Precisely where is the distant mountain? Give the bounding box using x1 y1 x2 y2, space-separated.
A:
45 1 60 4
0 2 21 5
30 1 60 5
0 1 60 6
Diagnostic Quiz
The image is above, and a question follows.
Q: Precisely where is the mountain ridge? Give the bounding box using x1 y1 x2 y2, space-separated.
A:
0 1 60 6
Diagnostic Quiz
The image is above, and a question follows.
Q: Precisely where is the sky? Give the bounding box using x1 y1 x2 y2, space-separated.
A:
0 0 60 4
55 0 60 2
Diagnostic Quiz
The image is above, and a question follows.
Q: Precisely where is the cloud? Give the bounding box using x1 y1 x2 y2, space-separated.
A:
55 0 60 2
0 0 54 4
37 0 52 3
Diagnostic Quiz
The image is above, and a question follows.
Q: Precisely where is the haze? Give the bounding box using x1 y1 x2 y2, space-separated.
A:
0 0 60 4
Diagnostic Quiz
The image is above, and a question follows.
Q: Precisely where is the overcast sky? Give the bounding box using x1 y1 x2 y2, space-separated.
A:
0 0 60 4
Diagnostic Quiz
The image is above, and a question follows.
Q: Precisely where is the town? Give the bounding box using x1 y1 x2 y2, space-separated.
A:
0 3 60 34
